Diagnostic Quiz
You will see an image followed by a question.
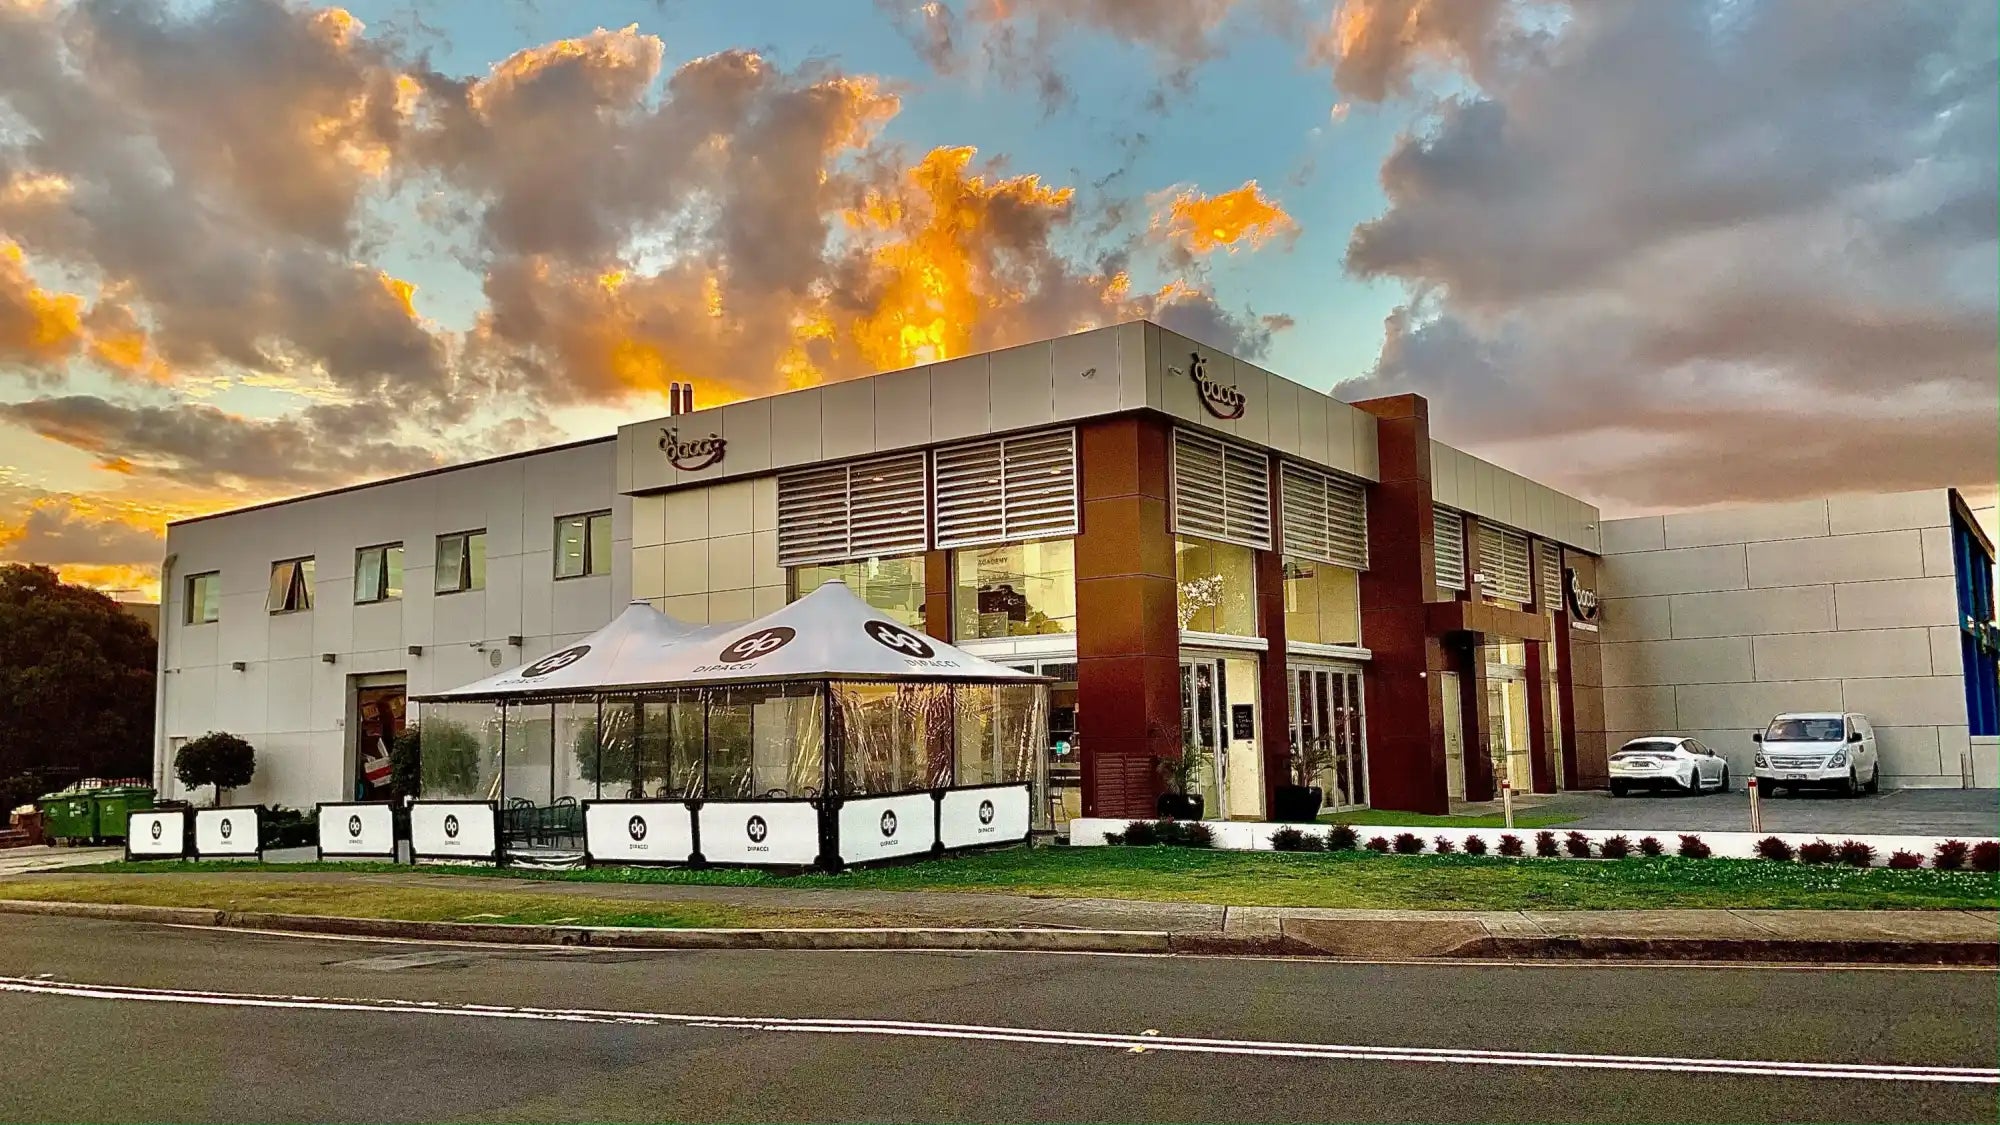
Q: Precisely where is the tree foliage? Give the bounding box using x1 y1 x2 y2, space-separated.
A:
173 730 255 802
0 564 156 786
415 719 485 798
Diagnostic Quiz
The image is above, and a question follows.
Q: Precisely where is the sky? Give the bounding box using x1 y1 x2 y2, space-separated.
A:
0 0 1994 599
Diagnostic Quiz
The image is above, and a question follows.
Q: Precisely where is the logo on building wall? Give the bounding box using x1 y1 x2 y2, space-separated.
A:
1564 567 1600 623
521 644 591 678
720 627 796 664
865 619 935 658
659 427 727 471
1172 352 1246 420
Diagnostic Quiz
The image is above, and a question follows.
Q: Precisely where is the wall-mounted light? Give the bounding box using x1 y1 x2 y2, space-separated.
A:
407 645 423 657
320 652 337 664
507 635 523 647
230 661 246 672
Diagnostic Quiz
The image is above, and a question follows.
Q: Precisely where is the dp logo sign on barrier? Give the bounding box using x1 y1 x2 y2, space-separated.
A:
315 802 397 860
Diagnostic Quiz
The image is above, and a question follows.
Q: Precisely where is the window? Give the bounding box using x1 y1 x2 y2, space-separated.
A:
435 531 486 593
1434 507 1466 591
952 538 1076 640
1176 535 1257 636
1282 558 1359 646
1539 540 1563 609
354 544 404 604
1765 717 1845 742
555 511 613 579
1476 523 1532 603
934 429 1078 549
1172 429 1272 550
267 557 315 614
791 553 927 629
1279 462 1368 570
777 452 928 567
184 571 220 624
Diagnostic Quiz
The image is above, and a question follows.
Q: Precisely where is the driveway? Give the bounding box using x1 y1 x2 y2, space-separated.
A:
1512 788 1999 837
0 845 122 878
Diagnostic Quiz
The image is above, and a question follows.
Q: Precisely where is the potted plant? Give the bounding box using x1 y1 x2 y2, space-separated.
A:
1273 733 1330 823
1154 738 1208 820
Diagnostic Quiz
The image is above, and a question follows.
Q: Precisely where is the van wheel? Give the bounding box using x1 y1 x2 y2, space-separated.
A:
1864 766 1880 795
1762 783 1782 798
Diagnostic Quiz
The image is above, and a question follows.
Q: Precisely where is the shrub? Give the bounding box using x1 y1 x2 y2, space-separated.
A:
1972 841 2000 873
1677 834 1711 859
1638 836 1665 857
1269 826 1326 852
1158 820 1214 848
1432 835 1457 854
1887 850 1924 870
1392 832 1424 855
1933 840 1969 870
1497 834 1525 857
1462 835 1488 856
1327 824 1359 851
173 731 257 805
1797 840 1837 865
1563 831 1592 858
1598 835 1631 860
1534 831 1560 858
1837 840 1876 868
1118 820 1158 846
1101 830 1126 845
1365 835 1391 853
1754 836 1795 862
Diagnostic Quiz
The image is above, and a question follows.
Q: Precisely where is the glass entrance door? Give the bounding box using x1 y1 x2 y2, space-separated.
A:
1178 657 1226 817
1288 664 1368 809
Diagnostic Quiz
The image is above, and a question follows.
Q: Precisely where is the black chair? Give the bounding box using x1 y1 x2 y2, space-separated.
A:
551 795 581 845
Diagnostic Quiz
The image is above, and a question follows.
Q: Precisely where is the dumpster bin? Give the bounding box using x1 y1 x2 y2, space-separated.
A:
38 792 99 845
90 787 155 843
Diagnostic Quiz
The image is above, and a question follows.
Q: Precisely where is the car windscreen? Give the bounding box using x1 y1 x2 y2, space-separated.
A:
1765 718 1844 742
1613 741 1677 757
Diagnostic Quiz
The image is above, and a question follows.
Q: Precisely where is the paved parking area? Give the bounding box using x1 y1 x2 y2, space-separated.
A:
1513 788 1999 836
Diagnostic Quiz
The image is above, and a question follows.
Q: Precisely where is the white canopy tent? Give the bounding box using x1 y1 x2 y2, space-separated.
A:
418 601 717 702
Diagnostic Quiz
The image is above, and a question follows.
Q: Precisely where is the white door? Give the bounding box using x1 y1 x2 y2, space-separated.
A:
1179 658 1226 816
1441 671 1466 802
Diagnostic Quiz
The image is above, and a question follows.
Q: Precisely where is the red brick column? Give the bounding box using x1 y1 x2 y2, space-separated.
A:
1256 464 1291 810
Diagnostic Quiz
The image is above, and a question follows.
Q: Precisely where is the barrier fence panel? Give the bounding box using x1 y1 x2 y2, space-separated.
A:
409 801 500 863
837 792 937 866
583 800 695 866
125 809 188 861
315 802 398 861
193 807 262 860
697 799 820 866
939 783 1032 850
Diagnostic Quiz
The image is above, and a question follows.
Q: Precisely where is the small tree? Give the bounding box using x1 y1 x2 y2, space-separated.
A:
174 731 255 805
414 719 484 798
388 726 423 801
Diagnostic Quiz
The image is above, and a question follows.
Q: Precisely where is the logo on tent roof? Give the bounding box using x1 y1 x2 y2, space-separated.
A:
720 627 796 663
521 644 591 678
865 620 935 659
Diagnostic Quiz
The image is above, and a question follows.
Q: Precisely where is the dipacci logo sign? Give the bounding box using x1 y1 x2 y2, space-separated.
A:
659 427 726 471
1173 352 1245 420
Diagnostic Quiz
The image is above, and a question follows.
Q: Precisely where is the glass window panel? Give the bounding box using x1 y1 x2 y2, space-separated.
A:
707 684 825 799
553 702 598 804
555 516 588 579
267 561 291 612
435 535 464 593
1282 559 1359 645
384 545 404 599
467 532 486 590
951 538 1077 640
791 554 926 629
588 512 613 576
836 682 950 795
417 703 502 800
355 548 382 603
185 572 220 624
501 701 555 808
1175 536 1258 636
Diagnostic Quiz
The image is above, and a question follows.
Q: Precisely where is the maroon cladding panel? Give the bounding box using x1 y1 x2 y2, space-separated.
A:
922 549 951 643
1350 394 1452 815
1074 415 1181 819
1256 455 1290 813
1525 639 1555 793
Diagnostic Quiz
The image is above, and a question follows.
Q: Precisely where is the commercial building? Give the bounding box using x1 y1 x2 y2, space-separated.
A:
151 320 1997 817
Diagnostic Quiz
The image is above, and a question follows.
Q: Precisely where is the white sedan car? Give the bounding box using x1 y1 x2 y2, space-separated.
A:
1607 737 1730 797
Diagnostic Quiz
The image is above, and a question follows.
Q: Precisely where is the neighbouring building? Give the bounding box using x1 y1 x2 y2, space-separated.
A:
149 320 1997 818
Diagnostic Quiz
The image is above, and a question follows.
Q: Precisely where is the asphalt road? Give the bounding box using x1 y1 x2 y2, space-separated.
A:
0 914 1993 1124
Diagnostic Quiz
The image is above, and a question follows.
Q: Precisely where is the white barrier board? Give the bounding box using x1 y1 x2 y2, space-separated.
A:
698 801 819 866
940 785 1030 850
409 803 498 861
317 803 396 858
838 793 936 865
126 810 186 859
585 802 694 865
194 808 260 858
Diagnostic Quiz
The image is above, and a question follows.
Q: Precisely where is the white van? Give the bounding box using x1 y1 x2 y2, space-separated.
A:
1752 712 1880 797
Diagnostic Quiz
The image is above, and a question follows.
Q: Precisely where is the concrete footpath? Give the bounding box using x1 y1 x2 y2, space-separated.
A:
0 868 1994 963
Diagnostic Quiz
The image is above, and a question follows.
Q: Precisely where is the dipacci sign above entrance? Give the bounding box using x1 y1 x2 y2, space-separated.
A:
659 426 726 471
1564 566 1600 623
1171 351 1245 420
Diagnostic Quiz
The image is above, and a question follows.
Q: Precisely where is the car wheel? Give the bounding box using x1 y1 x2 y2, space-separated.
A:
1865 766 1880 795
1610 782 1627 798
1682 772 1703 796
1719 766 1730 793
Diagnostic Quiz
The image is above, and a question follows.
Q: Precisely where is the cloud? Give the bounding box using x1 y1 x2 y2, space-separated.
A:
1151 181 1300 259
0 482 171 595
1336 0 1999 510
0 241 84 371
1310 0 1526 104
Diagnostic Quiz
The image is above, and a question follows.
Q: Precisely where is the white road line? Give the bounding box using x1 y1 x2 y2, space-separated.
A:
1 975 1992 1085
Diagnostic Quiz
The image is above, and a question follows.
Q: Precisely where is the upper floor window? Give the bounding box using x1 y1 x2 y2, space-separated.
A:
354 543 405 604
184 571 220 625
953 538 1076 640
1176 535 1257 636
1282 558 1360 646
436 530 486 594
791 554 926 629
267 557 315 614
555 511 613 579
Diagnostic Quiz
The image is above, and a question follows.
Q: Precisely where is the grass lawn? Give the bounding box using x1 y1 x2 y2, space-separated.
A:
53 845 2000 912
1318 809 1576 829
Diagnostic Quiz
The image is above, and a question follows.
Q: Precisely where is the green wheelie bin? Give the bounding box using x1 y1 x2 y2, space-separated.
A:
37 792 99 845
90 786 155 843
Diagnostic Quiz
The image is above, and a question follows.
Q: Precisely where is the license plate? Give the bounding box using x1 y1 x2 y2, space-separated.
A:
1782 772 1810 780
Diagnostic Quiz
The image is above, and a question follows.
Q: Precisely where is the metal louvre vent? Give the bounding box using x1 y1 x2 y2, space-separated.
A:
934 428 1078 549
1477 523 1533 603
1172 429 1271 550
1539 540 1563 608
1434 507 1466 590
1279 463 1368 569
776 452 928 567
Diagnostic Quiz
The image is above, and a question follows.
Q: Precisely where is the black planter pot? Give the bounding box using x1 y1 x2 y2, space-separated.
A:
1155 792 1205 820
1272 784 1324 824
